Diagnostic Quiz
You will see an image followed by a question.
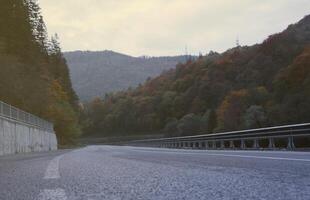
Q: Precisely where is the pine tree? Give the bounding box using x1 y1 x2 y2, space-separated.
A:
26 0 48 55
48 34 61 56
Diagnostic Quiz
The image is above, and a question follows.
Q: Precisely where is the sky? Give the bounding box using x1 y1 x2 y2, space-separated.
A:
39 0 310 56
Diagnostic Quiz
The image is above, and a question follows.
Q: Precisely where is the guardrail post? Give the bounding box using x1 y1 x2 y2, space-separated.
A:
220 140 225 149
229 140 234 149
241 139 245 149
205 141 209 149
253 139 259 149
212 141 216 149
287 136 295 150
268 138 275 149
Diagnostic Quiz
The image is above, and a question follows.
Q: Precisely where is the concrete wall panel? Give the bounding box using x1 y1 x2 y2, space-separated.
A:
0 118 4 156
0 116 57 156
3 120 11 154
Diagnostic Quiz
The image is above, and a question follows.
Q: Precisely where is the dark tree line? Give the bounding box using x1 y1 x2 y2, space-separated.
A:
0 0 80 144
82 15 310 138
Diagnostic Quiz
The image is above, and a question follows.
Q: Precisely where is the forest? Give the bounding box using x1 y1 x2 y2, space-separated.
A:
82 15 310 138
0 0 80 144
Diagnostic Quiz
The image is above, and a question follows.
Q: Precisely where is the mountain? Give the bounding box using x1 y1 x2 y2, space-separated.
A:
64 51 190 101
82 15 310 137
0 0 80 144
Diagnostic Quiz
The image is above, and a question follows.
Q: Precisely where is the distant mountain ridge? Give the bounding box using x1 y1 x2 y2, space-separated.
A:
64 50 191 101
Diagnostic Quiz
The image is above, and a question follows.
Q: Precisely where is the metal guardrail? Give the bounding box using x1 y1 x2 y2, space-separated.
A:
0 101 53 131
125 123 310 150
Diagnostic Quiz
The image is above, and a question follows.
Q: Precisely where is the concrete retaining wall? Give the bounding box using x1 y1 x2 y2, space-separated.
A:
0 116 57 156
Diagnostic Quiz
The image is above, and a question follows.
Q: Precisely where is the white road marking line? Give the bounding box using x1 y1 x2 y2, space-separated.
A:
126 146 310 155
38 188 67 200
44 155 63 179
201 153 310 162
130 149 310 162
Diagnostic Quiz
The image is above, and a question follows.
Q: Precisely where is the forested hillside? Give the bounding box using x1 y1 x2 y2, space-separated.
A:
0 0 80 144
64 51 190 101
83 15 310 137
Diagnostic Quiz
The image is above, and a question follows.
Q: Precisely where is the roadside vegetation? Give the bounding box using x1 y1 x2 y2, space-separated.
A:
0 0 81 144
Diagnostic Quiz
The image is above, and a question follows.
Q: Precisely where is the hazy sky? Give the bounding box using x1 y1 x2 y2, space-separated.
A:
39 0 310 56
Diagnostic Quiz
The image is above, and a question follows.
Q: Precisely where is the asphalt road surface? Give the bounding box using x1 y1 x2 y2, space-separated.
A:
0 146 310 200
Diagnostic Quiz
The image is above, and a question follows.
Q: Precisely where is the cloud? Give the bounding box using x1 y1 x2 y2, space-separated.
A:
39 0 310 56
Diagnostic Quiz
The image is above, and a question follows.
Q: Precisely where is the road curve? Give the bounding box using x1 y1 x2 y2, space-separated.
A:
0 145 310 200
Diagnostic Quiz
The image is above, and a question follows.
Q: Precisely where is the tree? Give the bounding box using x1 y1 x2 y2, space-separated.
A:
270 46 310 125
177 114 201 136
243 105 267 129
201 109 217 133
164 118 179 136
46 80 81 144
48 34 61 56
217 89 249 131
26 0 48 50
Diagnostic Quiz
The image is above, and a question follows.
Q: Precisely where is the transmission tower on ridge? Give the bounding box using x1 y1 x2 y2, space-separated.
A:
185 45 190 60
185 45 188 56
236 36 240 47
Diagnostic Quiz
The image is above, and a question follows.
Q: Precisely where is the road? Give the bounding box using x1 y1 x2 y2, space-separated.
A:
0 146 310 200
